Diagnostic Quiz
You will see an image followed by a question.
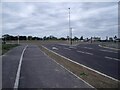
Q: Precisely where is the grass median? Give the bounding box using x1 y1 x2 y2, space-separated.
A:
40 45 120 89
99 42 120 50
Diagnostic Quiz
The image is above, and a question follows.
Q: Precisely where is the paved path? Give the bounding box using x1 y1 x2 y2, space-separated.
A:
2 45 92 88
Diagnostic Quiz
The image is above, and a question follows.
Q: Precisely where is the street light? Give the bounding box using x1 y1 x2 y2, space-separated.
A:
17 35 19 44
68 8 72 45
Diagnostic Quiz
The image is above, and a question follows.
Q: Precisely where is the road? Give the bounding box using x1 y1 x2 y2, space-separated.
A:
44 43 120 80
2 45 92 88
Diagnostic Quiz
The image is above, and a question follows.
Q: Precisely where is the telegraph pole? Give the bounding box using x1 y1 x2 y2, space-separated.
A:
68 8 72 45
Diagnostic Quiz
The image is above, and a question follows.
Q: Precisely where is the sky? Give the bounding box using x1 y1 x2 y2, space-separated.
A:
1 1 119 39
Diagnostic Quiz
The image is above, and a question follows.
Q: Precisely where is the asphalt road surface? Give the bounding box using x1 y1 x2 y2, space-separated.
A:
2 45 92 88
44 43 120 80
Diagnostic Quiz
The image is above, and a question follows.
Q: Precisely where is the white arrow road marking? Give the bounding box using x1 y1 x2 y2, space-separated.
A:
52 47 58 50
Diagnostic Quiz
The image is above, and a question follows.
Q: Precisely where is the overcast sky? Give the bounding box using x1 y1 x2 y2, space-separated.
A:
2 2 118 39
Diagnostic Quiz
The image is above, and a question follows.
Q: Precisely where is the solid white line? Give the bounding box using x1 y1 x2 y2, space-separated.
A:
50 57 94 88
100 49 117 53
105 56 120 61
14 45 28 89
42 45 119 82
40 46 95 88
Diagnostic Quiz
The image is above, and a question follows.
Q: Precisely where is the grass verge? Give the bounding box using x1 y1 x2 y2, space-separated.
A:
100 42 120 49
2 44 19 55
40 45 120 89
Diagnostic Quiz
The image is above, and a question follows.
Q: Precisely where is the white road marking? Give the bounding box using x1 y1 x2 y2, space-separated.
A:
100 49 117 53
14 45 28 89
105 56 120 61
77 51 85 54
52 47 58 50
42 45 119 82
85 52 93 55
77 51 93 55
64 48 71 50
84 47 93 49
40 46 94 88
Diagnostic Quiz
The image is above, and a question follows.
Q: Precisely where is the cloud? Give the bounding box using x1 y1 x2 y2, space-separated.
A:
1 0 120 2
2 2 118 39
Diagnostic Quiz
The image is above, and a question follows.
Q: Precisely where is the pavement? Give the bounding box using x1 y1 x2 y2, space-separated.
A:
2 45 92 88
44 43 120 80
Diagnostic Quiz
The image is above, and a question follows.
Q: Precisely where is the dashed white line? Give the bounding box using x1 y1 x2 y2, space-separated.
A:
105 56 120 61
77 51 93 55
77 50 85 54
64 48 71 50
100 49 117 53
42 45 119 82
85 52 94 55
14 45 28 89
41 46 95 88
83 47 93 50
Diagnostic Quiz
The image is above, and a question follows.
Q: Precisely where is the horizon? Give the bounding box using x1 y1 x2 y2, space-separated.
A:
2 2 118 40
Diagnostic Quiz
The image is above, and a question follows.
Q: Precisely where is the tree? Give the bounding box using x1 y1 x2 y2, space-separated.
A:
28 36 32 40
43 36 46 40
114 35 117 43
59 37 66 40
80 36 83 40
109 37 113 42
19 36 27 40
114 35 117 40
73 36 79 40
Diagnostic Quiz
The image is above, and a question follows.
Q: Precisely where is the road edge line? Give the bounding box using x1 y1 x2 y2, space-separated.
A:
40 47 95 88
42 45 119 82
14 45 28 89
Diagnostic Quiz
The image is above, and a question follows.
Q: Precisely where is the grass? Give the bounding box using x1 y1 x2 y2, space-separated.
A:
100 42 120 49
2 44 19 55
40 45 120 89
1 40 119 88
80 72 88 77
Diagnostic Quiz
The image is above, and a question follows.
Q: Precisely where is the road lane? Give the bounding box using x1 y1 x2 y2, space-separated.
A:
3 44 93 88
19 45 92 88
2 45 26 88
44 44 120 80
77 45 119 59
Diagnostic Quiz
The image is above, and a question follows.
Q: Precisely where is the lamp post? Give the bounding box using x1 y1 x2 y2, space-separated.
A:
68 8 72 45
17 35 19 44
